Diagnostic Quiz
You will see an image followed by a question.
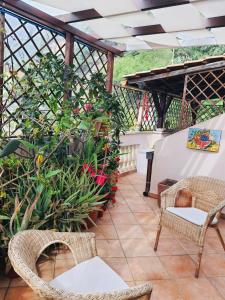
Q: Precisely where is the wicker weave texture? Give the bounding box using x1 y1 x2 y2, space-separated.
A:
159 176 225 245
8 230 152 299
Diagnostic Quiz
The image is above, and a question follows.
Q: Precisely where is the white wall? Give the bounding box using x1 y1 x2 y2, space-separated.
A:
120 130 169 148
151 114 225 194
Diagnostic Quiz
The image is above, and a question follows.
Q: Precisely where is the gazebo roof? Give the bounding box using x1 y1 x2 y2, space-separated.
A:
123 55 225 99
12 0 225 52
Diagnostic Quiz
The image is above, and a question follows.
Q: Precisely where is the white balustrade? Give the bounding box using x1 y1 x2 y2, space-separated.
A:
119 144 139 174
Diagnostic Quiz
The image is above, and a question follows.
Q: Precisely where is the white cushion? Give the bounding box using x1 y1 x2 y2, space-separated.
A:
49 256 128 294
166 207 217 226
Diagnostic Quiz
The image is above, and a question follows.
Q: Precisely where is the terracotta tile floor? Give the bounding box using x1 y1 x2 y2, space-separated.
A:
1 173 225 299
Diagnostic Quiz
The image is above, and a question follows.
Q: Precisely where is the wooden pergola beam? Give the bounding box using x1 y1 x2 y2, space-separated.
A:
136 0 190 11
206 16 225 28
2 0 122 55
57 9 102 24
131 24 165 36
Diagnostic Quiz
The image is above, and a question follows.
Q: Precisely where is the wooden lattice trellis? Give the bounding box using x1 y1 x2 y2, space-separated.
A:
2 10 66 137
0 9 110 138
181 68 225 129
164 98 182 131
113 84 158 131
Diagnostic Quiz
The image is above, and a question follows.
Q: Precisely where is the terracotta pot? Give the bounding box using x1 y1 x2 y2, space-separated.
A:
86 204 102 228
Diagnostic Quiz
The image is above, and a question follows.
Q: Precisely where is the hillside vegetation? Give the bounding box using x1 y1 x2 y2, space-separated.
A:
114 45 225 83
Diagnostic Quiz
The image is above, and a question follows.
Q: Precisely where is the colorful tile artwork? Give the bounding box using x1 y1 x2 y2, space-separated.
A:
187 128 222 152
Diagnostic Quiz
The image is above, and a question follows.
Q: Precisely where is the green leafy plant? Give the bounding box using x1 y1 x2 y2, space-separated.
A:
0 52 124 275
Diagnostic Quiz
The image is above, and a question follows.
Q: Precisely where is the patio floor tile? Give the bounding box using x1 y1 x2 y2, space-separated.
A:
36 259 55 281
115 224 146 239
192 254 225 276
103 258 133 281
178 238 200 254
96 210 113 225
210 277 225 299
5 286 41 300
89 224 118 239
117 184 137 191
204 236 225 254
0 288 7 299
153 237 187 256
175 278 223 300
54 258 76 277
9 277 27 287
159 255 201 278
127 202 152 212
3 173 225 299
120 239 156 257
150 280 182 300
133 211 158 225
127 257 169 281
120 190 140 197
110 212 138 225
108 202 131 213
96 239 125 257
55 249 74 260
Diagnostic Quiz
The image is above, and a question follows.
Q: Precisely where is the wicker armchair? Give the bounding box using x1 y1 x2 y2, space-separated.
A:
8 230 152 299
154 176 225 278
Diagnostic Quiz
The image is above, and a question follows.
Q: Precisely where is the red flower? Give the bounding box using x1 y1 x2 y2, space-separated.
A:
115 156 120 162
90 169 96 177
111 186 118 191
96 174 107 186
98 108 104 113
84 103 93 111
82 163 90 172
82 163 96 177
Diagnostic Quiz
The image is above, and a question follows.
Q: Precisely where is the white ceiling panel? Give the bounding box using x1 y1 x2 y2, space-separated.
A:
22 0 225 51
107 11 157 27
89 0 139 16
151 4 205 32
33 0 93 12
211 27 225 44
72 19 129 39
109 37 151 51
192 0 225 18
176 29 216 46
137 33 180 47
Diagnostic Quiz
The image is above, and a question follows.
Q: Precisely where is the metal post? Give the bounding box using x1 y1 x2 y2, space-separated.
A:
106 51 114 92
143 150 154 197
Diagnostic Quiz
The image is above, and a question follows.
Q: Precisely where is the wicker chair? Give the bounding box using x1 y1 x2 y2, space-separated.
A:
154 176 225 278
8 230 152 299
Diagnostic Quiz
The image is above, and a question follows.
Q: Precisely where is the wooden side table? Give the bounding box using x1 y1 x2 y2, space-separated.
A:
158 179 177 207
